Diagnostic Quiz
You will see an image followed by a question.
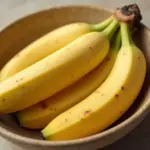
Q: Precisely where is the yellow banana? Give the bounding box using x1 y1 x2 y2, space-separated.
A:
0 19 119 113
42 22 146 141
17 31 121 129
0 16 114 81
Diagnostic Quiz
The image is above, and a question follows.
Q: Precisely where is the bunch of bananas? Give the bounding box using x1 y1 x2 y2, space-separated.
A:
0 4 146 141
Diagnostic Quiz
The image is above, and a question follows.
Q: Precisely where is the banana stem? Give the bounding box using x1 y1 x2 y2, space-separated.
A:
102 18 119 40
120 22 133 47
91 16 114 32
111 30 121 50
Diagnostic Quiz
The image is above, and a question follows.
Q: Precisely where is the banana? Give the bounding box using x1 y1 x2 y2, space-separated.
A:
42 22 146 141
0 19 119 113
0 16 114 81
17 31 121 129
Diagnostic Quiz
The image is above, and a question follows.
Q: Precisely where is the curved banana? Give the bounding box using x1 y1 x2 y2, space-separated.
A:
0 32 108 113
0 16 114 81
17 32 121 129
42 22 146 141
0 19 119 113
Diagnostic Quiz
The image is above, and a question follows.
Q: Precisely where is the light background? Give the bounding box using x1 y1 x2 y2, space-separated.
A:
0 0 150 150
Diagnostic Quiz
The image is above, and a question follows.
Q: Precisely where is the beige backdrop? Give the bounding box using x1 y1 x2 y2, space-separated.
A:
0 0 150 150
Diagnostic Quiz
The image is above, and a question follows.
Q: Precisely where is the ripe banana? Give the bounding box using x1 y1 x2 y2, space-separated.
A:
17 31 121 129
0 19 119 113
42 22 146 141
0 16 114 81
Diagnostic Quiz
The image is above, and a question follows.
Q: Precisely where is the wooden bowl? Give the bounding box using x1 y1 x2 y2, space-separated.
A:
0 5 150 150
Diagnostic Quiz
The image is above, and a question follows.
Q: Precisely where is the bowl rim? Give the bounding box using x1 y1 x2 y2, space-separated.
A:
0 4 150 147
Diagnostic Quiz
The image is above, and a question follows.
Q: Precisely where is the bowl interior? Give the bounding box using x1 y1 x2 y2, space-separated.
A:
0 5 150 141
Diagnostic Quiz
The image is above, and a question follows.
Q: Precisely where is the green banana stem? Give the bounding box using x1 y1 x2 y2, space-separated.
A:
120 22 133 47
111 30 121 50
91 16 114 32
102 18 119 40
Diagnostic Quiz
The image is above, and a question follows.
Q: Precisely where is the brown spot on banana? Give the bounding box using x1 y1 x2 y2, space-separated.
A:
121 86 125 90
41 103 48 109
83 110 92 117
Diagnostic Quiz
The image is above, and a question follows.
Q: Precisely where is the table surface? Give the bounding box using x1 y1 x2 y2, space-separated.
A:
0 0 150 150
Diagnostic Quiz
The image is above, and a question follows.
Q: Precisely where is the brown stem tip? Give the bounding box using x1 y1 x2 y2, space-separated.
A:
114 4 142 27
